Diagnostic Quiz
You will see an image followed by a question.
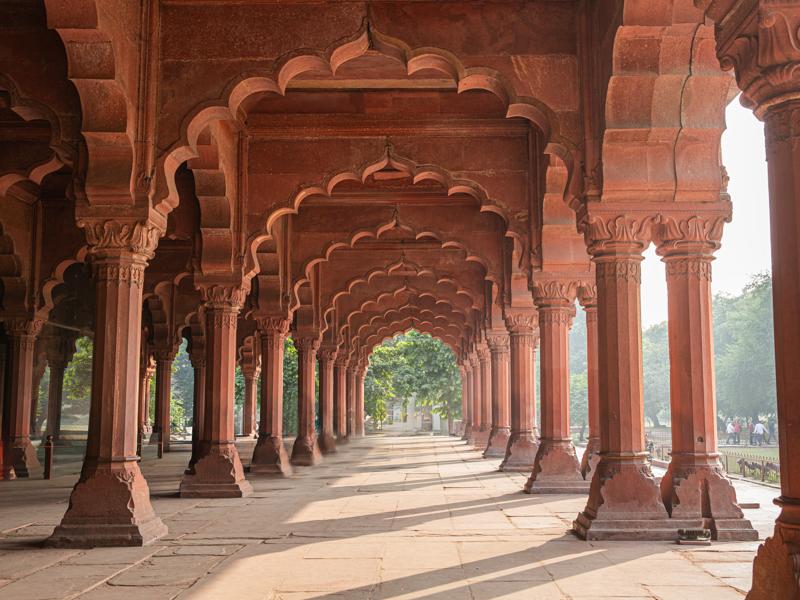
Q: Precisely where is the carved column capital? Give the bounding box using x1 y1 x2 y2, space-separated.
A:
318 347 338 363
504 310 538 334
199 284 248 311
256 316 291 338
79 219 163 260
293 336 320 356
477 346 491 364
487 332 510 353
654 211 731 257
577 282 598 310
153 348 176 363
533 278 579 307
6 318 45 340
579 212 658 257
712 3 800 118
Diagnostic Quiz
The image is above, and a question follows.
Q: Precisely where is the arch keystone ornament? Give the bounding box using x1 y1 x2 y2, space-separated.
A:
50 218 167 547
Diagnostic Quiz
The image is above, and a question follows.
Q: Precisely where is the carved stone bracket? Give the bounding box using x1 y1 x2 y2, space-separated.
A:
79 219 163 260
199 284 249 310
256 317 291 337
486 332 510 353
504 309 538 333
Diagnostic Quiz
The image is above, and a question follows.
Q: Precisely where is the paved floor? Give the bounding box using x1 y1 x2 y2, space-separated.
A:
0 433 777 599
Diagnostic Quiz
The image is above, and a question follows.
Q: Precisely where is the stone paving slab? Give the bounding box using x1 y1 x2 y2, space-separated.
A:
0 433 775 598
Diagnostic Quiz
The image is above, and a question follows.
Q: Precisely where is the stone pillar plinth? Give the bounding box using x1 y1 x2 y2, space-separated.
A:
50 224 166 547
526 282 588 494
484 333 511 458
334 358 348 442
291 336 322 465
578 285 601 479
318 347 337 454
500 311 539 472
187 352 205 472
346 362 357 437
461 361 473 441
251 318 291 476
5 320 43 478
241 368 258 438
468 353 485 448
656 218 756 541
150 350 173 451
574 221 672 540
180 288 252 498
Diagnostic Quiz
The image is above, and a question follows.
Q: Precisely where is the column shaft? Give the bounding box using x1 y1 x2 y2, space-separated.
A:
346 364 357 437
500 313 539 472
318 349 337 454
291 337 322 465
574 239 671 540
461 362 473 441
526 291 587 494
152 353 172 451
51 242 166 547
484 334 511 457
188 357 206 471
241 374 257 437
46 362 67 441
334 360 348 441
180 296 252 497
251 319 291 475
355 366 366 436
5 321 42 477
469 354 483 447
479 349 492 450
579 289 601 479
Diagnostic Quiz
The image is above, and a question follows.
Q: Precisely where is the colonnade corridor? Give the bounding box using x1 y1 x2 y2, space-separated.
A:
0 432 774 599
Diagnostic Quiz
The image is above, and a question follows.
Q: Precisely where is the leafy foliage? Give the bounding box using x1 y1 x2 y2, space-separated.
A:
364 331 460 429
642 321 670 427
62 336 93 419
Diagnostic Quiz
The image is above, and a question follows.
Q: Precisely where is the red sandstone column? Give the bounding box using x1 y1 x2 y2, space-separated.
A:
187 351 205 471
526 281 587 493
574 218 670 539
461 360 473 441
138 355 154 440
251 318 292 475
241 365 258 438
484 333 511 457
5 319 43 477
51 224 167 546
180 287 252 497
656 216 756 540
318 347 337 454
479 347 492 451
500 311 539 472
30 346 46 438
346 361 357 436
151 349 173 451
291 336 322 465
468 352 483 447
746 97 800 600
578 285 601 479
44 333 77 441
355 363 367 436
334 356 348 441
0 341 12 480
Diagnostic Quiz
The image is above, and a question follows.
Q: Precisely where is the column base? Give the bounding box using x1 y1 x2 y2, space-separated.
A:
49 460 167 548
525 440 589 494
461 422 472 442
573 456 673 540
335 433 349 445
748 516 800 600
148 428 160 444
661 461 757 541
499 433 539 472
483 427 510 458
180 443 253 498
470 428 490 451
318 432 337 455
10 438 41 478
291 434 322 466
250 435 293 476
580 437 601 480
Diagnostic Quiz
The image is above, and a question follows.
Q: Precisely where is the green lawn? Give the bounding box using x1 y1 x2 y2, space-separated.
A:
719 446 780 461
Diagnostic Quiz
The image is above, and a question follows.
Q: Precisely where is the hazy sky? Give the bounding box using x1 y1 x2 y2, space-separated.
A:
639 99 773 327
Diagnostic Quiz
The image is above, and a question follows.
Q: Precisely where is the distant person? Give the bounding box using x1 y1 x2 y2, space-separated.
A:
748 419 755 445
767 419 776 445
753 421 767 446
733 420 741 445
726 421 735 445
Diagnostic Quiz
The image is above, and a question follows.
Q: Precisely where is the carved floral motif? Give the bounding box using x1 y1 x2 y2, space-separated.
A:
200 285 248 309
580 214 658 255
79 220 163 259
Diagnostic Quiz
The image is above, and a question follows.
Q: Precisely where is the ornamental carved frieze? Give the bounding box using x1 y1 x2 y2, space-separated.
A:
209 310 238 329
486 333 510 353
199 284 248 310
257 317 291 337
94 261 146 286
6 318 44 341
504 310 538 333
764 100 800 153
712 2 800 118
655 213 731 255
538 306 576 326
79 219 163 260
579 214 658 256
595 260 642 284
664 258 713 281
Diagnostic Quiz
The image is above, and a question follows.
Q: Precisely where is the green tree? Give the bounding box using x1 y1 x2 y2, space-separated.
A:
62 336 93 422
283 337 298 435
642 321 670 428
569 310 588 438
170 340 193 432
